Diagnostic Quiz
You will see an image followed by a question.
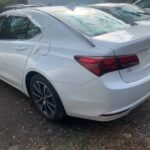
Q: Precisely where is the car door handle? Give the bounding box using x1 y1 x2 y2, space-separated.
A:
16 46 27 51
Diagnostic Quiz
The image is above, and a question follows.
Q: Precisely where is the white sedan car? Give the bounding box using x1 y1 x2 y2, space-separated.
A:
0 6 150 122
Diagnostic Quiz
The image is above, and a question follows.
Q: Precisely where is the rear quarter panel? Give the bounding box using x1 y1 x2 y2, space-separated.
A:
23 10 114 89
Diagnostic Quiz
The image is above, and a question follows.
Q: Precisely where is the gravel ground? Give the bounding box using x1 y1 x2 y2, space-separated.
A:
0 81 150 150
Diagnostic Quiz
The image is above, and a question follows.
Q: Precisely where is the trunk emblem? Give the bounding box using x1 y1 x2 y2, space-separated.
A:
126 67 133 72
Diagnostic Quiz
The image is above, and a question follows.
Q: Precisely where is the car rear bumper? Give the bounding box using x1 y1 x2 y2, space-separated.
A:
52 71 150 121
97 92 149 121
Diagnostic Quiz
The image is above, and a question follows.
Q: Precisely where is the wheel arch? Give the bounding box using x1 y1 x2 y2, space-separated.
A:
25 71 67 121
25 71 39 96
25 71 66 111
25 71 53 97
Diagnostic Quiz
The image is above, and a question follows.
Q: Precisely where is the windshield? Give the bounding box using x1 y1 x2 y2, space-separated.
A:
52 7 130 37
115 4 150 22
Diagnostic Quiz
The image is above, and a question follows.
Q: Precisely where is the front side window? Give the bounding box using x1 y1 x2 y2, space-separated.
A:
52 7 130 37
5 16 41 40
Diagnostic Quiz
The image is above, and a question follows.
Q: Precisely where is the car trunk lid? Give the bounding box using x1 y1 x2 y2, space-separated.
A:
92 25 150 82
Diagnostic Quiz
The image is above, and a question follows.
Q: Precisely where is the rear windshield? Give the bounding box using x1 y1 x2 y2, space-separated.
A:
52 7 130 37
115 4 150 22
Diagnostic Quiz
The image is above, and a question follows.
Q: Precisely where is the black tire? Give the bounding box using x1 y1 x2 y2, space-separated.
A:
30 74 66 122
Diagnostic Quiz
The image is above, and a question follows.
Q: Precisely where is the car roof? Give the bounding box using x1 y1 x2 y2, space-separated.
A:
35 6 71 13
1 5 89 15
34 6 99 14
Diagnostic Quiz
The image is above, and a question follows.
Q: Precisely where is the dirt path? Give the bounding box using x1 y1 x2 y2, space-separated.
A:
0 81 149 150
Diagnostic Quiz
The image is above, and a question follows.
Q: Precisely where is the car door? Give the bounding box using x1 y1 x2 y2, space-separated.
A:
0 15 41 88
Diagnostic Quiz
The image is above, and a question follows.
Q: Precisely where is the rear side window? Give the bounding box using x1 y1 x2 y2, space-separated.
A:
5 16 41 40
27 21 41 39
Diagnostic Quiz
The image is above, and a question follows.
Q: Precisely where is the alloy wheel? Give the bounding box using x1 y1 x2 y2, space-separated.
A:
31 81 57 116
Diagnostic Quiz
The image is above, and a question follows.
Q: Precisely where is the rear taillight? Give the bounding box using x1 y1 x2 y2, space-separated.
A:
74 55 139 76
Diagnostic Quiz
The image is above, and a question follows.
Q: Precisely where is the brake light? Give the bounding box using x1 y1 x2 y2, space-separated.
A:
74 55 139 76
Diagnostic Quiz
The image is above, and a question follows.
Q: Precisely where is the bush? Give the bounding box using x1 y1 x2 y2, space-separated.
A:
0 0 27 9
